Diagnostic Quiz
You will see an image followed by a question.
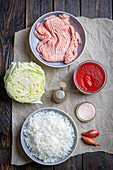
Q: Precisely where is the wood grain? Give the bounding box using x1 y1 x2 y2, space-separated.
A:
65 0 80 17
26 0 41 28
81 0 113 169
82 152 113 170
26 0 53 28
0 0 25 169
81 0 112 18
0 0 113 169
54 0 65 11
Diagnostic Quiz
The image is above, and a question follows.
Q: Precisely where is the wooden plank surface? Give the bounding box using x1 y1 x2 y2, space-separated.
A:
0 0 113 169
82 152 113 170
81 0 112 19
81 1 113 170
0 0 25 169
26 0 53 27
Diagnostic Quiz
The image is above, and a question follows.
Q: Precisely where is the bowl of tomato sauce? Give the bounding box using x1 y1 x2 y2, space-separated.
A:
73 60 107 94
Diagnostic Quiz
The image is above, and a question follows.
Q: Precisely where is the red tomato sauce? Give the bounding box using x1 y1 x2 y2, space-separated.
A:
76 62 105 92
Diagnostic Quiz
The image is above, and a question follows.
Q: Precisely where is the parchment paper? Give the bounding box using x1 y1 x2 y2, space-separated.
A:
11 17 113 165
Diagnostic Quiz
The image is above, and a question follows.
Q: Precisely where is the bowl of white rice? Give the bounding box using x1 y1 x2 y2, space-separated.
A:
21 107 78 165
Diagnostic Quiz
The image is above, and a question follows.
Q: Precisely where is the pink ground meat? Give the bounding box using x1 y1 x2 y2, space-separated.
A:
34 14 82 63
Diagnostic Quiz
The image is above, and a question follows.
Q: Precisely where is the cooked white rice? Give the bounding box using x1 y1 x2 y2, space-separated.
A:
24 110 75 163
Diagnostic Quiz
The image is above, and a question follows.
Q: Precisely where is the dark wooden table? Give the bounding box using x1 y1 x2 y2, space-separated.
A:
0 0 113 169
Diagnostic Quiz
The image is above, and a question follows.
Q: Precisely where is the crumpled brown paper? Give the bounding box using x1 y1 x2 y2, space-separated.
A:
11 17 113 165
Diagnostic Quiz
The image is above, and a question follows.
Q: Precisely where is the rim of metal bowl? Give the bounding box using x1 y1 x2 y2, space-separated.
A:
73 60 107 94
29 11 87 68
20 107 78 165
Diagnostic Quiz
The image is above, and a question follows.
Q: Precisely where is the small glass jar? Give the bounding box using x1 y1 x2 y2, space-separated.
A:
53 89 67 103
73 60 107 94
76 102 96 122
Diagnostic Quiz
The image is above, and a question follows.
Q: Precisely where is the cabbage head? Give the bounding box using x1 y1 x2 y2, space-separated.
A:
4 61 45 103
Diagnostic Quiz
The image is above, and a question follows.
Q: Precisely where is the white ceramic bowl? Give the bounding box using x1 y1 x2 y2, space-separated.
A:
21 107 78 165
29 11 86 68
